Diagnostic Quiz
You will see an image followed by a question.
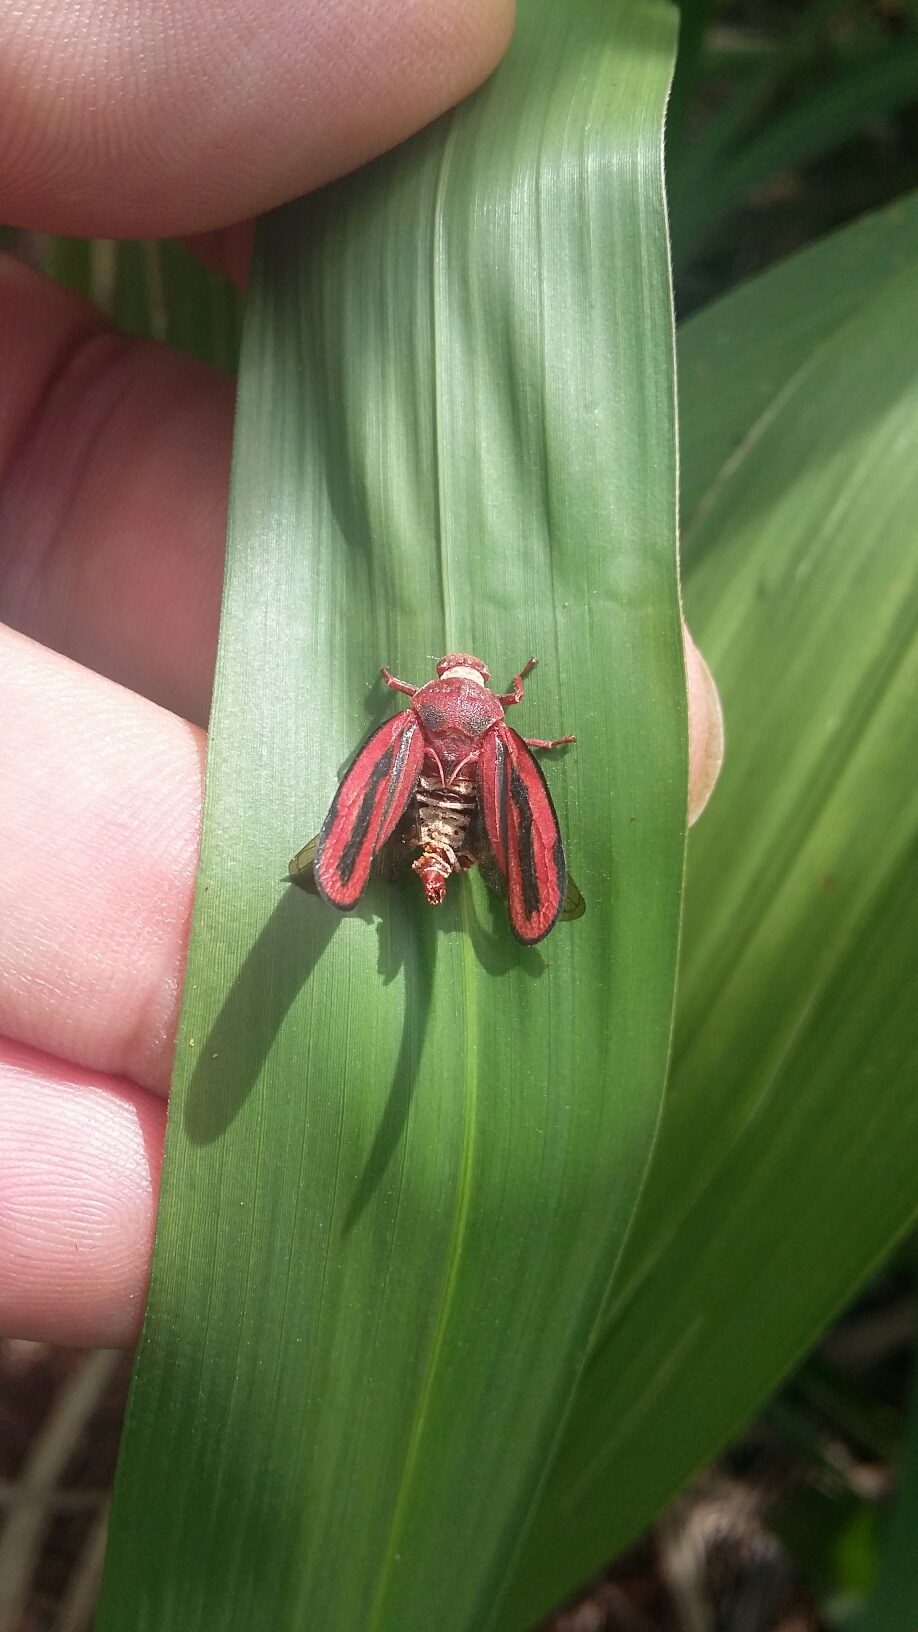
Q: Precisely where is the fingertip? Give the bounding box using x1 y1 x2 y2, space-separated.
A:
0 1041 165 1348
684 623 724 826
0 0 517 238
0 628 205 1093
181 223 254 290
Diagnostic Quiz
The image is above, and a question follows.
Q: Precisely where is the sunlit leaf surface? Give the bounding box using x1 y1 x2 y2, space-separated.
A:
95 4 684 1630
503 192 918 1627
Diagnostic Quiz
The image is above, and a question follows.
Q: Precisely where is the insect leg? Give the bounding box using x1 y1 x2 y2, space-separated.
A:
523 734 576 750
423 745 448 783
381 667 417 696
496 656 538 707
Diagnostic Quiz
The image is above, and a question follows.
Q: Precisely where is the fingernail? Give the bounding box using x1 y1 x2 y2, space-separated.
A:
684 624 724 826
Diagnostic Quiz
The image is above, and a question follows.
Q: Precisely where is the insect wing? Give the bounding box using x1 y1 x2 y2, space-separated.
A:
290 828 412 894
474 824 585 924
313 713 424 909
560 874 586 921
289 833 319 892
479 724 567 944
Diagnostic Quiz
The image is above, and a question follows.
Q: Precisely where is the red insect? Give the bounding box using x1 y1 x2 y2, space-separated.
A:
290 654 581 944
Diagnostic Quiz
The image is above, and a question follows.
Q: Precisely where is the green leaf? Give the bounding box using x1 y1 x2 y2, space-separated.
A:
42 236 242 370
665 0 718 152
671 40 918 261
665 0 918 269
499 192 918 1628
95 4 684 1631
858 1248 918 1632
667 0 851 244
678 191 918 530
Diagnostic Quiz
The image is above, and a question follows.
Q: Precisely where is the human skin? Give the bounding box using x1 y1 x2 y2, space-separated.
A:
0 0 722 1348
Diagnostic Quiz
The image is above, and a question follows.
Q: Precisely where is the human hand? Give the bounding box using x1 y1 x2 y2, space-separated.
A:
0 0 721 1348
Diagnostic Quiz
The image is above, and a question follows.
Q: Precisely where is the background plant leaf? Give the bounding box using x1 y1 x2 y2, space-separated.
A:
41 235 242 369
670 38 918 262
94 4 685 1630
859 1244 918 1632
678 190 918 529
500 191 918 1629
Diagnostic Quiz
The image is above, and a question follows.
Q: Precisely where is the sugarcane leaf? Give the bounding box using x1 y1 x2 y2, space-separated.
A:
678 190 918 531
670 37 918 262
500 192 918 1628
95 4 685 1631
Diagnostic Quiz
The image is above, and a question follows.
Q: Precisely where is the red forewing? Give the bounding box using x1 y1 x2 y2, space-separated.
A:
479 724 567 944
313 713 424 909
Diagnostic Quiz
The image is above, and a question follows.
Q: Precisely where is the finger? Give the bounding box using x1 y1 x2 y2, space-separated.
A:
182 224 255 290
0 255 231 726
685 622 724 824
0 624 204 1094
0 1038 163 1347
0 0 515 239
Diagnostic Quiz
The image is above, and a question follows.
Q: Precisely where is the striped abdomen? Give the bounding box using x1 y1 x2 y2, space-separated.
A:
408 774 480 904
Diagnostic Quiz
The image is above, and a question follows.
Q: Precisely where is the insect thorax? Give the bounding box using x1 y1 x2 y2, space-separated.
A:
412 676 503 748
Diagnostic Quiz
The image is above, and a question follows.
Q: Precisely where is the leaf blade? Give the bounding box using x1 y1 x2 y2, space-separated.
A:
95 6 685 1631
501 194 918 1628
